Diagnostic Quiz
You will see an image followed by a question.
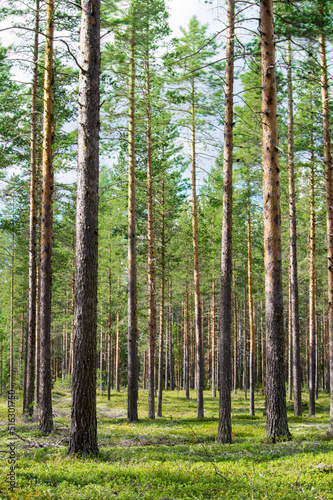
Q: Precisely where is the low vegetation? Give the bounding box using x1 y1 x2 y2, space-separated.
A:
0 386 332 499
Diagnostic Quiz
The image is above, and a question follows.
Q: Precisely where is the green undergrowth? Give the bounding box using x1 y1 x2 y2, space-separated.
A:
0 387 332 499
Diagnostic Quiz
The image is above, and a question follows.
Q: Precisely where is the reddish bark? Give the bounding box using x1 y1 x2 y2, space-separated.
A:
260 0 290 440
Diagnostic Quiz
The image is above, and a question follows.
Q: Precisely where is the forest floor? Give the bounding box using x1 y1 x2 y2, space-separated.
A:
0 385 332 499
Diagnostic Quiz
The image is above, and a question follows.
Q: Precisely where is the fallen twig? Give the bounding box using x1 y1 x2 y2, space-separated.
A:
13 432 61 449
13 432 45 448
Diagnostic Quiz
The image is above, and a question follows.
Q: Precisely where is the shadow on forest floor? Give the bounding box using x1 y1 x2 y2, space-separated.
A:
0 387 332 499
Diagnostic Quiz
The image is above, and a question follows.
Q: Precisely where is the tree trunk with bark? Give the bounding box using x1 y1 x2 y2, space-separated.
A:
286 38 302 417
107 268 112 400
319 31 333 433
211 282 216 398
157 177 165 416
324 306 330 392
288 275 293 402
169 285 175 391
309 102 316 416
243 293 248 400
218 0 235 444
190 77 204 419
68 0 100 455
24 0 40 418
35 255 40 405
127 26 138 422
115 310 121 392
10 227 14 393
260 0 290 440
39 0 54 434
69 251 75 375
261 301 265 391
185 284 190 400
165 312 169 391
233 294 238 394
146 51 156 419
99 315 103 395
248 207 255 416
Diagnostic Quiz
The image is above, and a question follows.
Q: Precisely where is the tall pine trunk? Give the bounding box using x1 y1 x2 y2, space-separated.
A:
248 206 255 416
261 301 265 391
127 26 138 422
107 267 112 400
24 0 39 418
115 310 121 392
243 293 248 400
39 0 54 434
157 176 165 416
211 282 216 398
169 285 175 391
68 0 100 455
190 78 204 419
10 226 14 392
218 0 235 443
99 315 103 395
233 294 238 394
309 91 316 416
287 38 302 417
319 31 333 433
146 50 156 419
260 0 290 440
35 255 41 405
288 275 293 402
185 284 190 400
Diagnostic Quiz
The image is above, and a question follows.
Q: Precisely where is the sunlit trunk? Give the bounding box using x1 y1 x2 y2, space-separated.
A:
260 0 290 440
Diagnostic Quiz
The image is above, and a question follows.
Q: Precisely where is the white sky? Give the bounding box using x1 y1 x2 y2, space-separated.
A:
167 0 225 36
0 0 225 43
0 0 226 72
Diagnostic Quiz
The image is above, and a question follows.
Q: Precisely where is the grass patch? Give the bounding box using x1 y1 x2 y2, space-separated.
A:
0 388 332 499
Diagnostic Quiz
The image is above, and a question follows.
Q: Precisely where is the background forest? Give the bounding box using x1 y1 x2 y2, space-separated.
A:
0 0 333 497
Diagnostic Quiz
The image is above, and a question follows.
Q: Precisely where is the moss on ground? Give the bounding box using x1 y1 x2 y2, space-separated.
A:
0 386 332 499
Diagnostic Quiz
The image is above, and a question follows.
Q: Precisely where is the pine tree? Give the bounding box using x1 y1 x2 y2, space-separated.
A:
23 0 40 419
39 0 55 435
69 0 100 455
218 0 235 443
318 0 333 433
260 0 290 440
286 38 302 417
